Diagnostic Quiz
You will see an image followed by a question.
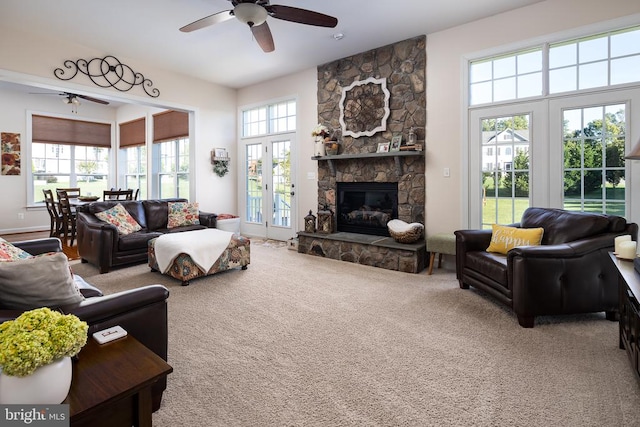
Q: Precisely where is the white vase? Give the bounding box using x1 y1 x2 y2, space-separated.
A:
315 138 326 157
0 356 72 404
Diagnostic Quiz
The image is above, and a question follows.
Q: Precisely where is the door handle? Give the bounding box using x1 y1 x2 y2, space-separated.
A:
290 191 295 196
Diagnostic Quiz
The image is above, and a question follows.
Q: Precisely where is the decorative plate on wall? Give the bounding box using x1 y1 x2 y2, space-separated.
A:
339 77 390 138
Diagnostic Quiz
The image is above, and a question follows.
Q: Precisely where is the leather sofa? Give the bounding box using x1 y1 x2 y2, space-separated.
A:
0 238 170 411
76 198 217 273
455 207 638 328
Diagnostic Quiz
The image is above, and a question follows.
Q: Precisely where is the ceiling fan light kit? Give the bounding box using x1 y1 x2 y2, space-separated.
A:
234 3 268 27
180 0 338 53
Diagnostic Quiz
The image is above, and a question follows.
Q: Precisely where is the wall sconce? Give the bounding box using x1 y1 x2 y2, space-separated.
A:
211 148 230 177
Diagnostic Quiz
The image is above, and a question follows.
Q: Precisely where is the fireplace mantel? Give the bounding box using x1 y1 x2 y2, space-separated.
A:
312 150 424 176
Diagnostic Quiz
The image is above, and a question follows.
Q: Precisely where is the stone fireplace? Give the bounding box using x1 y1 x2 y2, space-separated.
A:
298 35 427 273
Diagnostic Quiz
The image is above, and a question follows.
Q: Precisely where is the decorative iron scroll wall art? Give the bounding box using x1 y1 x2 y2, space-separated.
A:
54 55 160 98
339 77 390 138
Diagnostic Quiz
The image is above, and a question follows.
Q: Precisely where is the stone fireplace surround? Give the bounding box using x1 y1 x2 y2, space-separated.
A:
297 35 427 273
298 151 426 273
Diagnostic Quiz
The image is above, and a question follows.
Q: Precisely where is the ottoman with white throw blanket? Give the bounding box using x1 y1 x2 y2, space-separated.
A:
148 229 250 285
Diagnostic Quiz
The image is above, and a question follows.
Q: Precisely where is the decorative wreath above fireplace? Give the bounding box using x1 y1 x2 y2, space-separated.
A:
339 77 390 138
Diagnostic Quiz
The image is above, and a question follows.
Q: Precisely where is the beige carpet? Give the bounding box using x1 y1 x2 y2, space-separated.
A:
71 243 640 427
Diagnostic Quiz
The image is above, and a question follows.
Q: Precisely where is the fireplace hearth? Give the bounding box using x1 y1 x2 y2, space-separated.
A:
337 182 398 236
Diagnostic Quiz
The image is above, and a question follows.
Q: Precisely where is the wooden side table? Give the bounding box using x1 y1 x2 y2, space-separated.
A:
65 336 172 427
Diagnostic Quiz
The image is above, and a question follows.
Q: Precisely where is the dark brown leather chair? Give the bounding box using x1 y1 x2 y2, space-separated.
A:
455 207 638 328
0 238 170 411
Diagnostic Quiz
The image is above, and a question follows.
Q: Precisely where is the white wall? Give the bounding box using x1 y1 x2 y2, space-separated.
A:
0 25 237 234
426 0 640 234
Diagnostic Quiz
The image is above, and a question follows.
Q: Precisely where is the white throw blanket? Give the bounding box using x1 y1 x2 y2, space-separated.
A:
154 229 234 274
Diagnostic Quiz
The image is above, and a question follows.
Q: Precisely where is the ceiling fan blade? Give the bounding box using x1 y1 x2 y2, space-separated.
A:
77 94 109 105
269 5 338 28
251 22 275 53
180 10 234 32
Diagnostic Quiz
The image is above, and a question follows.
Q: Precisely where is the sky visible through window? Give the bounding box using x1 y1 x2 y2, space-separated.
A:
470 26 640 105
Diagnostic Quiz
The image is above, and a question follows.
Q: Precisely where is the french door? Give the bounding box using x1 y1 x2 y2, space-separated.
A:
467 89 640 228
241 134 296 240
468 101 547 229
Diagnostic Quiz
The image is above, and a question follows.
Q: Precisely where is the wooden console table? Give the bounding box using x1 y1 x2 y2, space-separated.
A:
610 252 640 381
65 336 172 427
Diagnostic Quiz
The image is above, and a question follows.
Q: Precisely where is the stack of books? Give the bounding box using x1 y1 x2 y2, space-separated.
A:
399 144 423 151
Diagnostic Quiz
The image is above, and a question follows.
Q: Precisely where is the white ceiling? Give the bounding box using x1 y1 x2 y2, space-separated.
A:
2 0 545 90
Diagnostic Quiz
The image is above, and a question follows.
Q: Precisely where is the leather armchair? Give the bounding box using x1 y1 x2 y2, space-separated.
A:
455 208 638 328
0 238 170 412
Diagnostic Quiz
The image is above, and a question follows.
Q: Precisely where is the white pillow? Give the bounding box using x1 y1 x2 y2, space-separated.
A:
0 252 84 310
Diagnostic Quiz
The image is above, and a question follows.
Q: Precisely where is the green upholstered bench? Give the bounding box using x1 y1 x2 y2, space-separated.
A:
426 233 456 275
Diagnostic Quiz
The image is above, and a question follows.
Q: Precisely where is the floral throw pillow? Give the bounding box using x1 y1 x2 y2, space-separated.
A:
0 238 32 261
167 202 200 228
95 203 142 235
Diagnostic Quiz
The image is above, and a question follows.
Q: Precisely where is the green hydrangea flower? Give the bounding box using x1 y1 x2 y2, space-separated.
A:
0 307 88 377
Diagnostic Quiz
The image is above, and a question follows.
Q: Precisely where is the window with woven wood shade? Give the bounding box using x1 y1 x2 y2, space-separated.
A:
119 117 146 148
32 115 111 147
153 110 188 143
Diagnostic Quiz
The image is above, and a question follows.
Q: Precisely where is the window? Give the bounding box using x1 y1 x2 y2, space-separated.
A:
31 115 111 203
470 48 543 105
242 100 296 137
155 138 189 199
481 115 531 227
562 104 626 215
119 117 146 199
550 27 640 93
32 143 109 202
469 23 640 225
123 146 147 199
470 25 640 105
152 110 189 198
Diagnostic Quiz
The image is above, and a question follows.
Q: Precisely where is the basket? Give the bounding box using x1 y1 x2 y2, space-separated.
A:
387 219 424 243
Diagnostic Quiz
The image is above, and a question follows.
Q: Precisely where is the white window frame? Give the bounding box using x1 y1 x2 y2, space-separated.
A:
463 17 640 228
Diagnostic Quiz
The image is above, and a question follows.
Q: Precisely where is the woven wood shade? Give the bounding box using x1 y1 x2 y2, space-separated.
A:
32 115 111 147
153 110 188 143
119 117 146 148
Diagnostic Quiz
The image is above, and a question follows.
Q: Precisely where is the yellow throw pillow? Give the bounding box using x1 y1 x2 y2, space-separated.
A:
486 224 544 255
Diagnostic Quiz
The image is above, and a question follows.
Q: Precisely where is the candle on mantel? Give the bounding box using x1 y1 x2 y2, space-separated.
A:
615 235 632 254
618 240 637 260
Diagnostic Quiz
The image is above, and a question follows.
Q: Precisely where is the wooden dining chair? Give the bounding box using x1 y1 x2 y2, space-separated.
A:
103 189 133 201
43 189 63 238
56 190 77 247
132 188 140 200
56 187 81 198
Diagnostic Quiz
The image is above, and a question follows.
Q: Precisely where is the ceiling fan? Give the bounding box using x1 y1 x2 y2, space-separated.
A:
30 91 109 106
180 0 338 53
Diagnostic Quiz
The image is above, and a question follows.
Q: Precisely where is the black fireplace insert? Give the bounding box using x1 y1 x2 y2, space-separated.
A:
337 182 398 236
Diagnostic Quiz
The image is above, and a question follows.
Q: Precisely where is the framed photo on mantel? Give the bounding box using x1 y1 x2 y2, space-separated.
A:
390 134 402 151
377 142 390 153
